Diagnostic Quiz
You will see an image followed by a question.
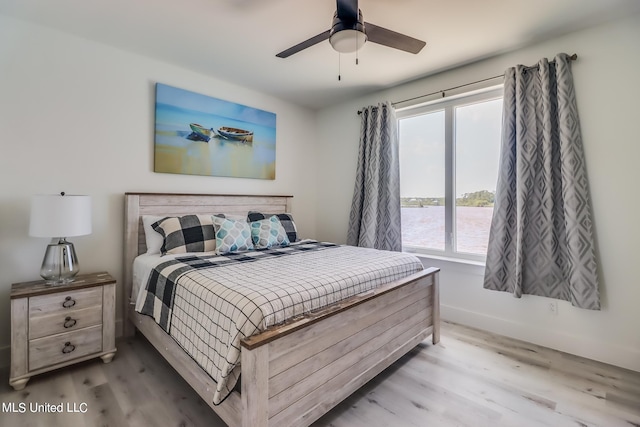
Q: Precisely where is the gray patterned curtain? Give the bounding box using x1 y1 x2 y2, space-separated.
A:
484 53 600 310
347 102 402 251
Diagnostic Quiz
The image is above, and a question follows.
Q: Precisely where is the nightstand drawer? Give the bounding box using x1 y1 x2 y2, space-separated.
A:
29 287 102 318
29 325 102 371
29 306 102 339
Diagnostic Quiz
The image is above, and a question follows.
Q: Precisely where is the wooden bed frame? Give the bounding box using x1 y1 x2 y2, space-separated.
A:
123 192 440 427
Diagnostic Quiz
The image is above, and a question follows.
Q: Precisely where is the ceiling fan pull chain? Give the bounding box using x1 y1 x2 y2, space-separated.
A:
338 53 342 81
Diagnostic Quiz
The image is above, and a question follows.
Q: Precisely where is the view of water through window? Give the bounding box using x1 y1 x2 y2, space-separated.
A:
401 206 494 254
399 95 502 257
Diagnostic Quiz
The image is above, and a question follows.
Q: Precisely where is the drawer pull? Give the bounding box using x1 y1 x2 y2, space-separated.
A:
62 296 76 308
62 342 76 354
63 317 77 329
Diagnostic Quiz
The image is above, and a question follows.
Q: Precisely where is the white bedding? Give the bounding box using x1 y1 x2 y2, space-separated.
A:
132 252 214 304
133 242 424 405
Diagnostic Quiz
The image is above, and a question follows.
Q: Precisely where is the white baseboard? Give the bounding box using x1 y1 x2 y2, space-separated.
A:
441 304 640 373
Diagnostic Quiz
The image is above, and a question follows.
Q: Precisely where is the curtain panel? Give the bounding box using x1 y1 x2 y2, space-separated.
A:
484 53 600 310
347 101 402 252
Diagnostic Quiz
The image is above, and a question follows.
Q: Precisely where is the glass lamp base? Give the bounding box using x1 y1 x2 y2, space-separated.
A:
40 239 80 285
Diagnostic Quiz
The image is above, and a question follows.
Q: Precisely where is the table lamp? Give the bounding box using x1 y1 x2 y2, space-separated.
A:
29 192 92 284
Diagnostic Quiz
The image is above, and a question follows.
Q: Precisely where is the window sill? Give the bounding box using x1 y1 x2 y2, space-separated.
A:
405 251 486 276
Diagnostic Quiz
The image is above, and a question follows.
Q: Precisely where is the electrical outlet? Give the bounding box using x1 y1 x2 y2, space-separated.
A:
548 301 558 315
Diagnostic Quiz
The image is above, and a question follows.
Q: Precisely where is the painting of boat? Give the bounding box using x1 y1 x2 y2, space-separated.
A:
189 123 214 141
218 127 254 142
154 83 276 179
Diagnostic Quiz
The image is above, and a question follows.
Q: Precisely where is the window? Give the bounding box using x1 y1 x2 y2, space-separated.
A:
398 87 503 261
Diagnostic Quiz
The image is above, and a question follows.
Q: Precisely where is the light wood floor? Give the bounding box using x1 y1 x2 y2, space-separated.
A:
1 321 639 427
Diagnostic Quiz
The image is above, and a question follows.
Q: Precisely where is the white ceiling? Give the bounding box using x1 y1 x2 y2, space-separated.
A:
2 0 639 110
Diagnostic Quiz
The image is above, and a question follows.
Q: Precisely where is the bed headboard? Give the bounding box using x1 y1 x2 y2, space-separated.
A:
123 192 293 335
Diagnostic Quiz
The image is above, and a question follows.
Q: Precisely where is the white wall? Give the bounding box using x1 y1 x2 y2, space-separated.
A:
2 11 639 374
316 13 640 372
0 15 318 365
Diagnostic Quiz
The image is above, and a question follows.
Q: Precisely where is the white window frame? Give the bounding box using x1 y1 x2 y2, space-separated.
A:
397 85 503 263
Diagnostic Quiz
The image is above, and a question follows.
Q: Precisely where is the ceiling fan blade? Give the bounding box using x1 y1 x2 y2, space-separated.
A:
337 0 358 21
276 30 331 58
365 22 426 54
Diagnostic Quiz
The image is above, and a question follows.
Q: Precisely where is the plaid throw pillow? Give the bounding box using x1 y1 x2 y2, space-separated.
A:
250 215 290 249
212 216 253 254
247 211 298 242
152 214 219 255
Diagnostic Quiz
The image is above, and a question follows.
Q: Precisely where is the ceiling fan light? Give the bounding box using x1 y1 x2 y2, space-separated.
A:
329 29 367 53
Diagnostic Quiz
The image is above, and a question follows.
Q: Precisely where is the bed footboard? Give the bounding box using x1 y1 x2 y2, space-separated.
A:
240 268 439 427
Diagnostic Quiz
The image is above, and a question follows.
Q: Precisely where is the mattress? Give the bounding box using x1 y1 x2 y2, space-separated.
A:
134 240 423 405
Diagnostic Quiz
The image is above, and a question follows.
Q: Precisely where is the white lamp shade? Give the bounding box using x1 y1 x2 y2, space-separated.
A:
29 194 92 238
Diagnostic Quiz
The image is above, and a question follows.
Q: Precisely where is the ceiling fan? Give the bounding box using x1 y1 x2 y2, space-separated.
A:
276 0 426 58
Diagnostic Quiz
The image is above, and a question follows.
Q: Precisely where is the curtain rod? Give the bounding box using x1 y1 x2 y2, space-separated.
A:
357 53 577 114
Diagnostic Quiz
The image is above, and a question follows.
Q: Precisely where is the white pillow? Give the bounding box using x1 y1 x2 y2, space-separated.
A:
142 215 165 255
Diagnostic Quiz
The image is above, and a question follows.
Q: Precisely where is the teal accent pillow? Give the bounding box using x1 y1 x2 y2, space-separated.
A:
250 215 290 249
212 216 253 254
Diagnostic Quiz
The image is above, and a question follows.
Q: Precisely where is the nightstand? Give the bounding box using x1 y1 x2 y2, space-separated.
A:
9 272 117 391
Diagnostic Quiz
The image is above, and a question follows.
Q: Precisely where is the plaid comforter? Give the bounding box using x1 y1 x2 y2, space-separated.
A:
136 241 423 405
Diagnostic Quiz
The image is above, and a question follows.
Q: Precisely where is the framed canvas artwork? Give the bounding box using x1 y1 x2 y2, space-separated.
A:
154 83 277 179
